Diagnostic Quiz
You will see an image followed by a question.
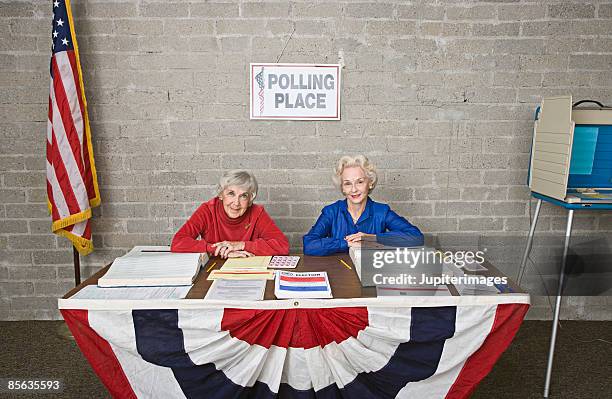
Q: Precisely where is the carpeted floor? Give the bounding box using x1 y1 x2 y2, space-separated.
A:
0 320 610 398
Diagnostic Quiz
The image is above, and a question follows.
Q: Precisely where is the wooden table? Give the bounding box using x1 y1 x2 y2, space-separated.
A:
59 252 530 399
64 253 524 300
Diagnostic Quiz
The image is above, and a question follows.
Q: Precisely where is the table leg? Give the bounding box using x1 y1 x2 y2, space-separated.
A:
517 198 542 285
543 209 574 398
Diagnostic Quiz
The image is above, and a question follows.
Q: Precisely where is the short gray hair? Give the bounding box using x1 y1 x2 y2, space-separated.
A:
332 155 378 193
216 170 258 202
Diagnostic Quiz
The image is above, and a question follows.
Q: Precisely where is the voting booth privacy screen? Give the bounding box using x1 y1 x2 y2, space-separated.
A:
568 112 612 189
529 96 612 202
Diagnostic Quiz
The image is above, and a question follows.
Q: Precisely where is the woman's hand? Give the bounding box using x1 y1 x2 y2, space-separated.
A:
347 240 361 248
345 232 376 244
213 241 245 258
226 250 254 258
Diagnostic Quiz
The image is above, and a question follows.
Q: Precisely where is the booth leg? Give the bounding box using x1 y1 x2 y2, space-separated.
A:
517 198 542 285
543 209 574 398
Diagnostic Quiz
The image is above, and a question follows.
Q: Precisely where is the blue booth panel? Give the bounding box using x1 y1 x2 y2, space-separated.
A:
568 125 612 188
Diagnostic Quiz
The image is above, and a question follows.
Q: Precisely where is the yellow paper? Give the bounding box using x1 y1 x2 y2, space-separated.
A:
583 192 605 198
207 270 275 281
220 256 272 271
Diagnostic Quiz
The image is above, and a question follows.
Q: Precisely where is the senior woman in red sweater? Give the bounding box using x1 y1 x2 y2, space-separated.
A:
171 170 289 258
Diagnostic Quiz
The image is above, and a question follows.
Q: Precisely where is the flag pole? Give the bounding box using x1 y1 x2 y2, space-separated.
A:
73 246 81 286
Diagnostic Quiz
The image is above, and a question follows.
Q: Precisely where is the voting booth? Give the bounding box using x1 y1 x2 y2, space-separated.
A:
520 96 612 398
528 96 612 206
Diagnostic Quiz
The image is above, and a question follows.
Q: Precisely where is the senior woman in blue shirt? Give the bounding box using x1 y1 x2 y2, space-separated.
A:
303 155 424 256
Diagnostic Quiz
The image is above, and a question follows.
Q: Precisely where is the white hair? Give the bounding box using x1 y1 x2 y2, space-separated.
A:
216 170 258 203
332 155 378 193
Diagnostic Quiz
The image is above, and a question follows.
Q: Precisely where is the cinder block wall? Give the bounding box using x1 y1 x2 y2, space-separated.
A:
1 1 611 320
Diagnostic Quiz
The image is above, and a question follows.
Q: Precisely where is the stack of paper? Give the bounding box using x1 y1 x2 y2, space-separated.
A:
462 261 487 272
455 282 500 296
98 251 206 288
207 256 274 280
349 247 363 281
205 279 267 301
208 270 275 280
222 256 271 270
274 271 332 299
72 285 192 300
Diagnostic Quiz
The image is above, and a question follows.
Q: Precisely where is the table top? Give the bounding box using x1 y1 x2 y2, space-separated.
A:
63 253 524 300
533 192 612 210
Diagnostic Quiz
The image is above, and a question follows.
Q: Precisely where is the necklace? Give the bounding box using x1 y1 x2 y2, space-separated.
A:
347 199 365 224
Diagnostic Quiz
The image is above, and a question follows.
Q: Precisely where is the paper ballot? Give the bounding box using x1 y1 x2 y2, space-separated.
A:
207 256 274 280
72 285 191 300
208 270 275 280
98 251 206 287
274 271 332 299
221 256 272 270
462 261 488 272
205 279 266 301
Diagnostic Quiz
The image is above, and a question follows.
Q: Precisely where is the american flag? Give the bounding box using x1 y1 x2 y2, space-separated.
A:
47 0 100 255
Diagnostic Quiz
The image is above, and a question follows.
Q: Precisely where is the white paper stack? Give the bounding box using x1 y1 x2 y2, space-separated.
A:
205 279 266 301
72 285 192 300
98 251 207 288
274 271 332 299
207 256 274 280
349 247 363 281
455 282 500 296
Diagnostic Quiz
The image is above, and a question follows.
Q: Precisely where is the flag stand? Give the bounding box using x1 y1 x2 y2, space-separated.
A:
57 247 80 341
73 246 81 286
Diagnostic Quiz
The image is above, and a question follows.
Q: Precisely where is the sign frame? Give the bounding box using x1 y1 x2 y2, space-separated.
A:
249 63 341 121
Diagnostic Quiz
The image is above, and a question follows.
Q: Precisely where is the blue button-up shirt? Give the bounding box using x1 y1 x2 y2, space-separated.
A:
303 198 424 256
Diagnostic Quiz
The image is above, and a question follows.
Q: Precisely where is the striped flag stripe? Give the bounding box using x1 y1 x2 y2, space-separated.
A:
46 113 62 221
49 83 88 212
65 44 97 202
71 220 87 237
50 128 82 216
66 51 86 131
46 160 71 220
51 56 85 176
55 52 84 147
280 276 326 283
50 132 81 216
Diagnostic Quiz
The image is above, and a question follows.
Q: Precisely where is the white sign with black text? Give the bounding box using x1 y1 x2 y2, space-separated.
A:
250 63 341 120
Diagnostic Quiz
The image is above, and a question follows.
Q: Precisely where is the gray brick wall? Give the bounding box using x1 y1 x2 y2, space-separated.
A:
1 0 611 320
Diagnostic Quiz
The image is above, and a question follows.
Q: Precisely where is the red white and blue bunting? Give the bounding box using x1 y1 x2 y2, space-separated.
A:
60 296 529 399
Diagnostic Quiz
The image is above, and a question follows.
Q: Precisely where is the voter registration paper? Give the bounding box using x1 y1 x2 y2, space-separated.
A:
205 279 266 301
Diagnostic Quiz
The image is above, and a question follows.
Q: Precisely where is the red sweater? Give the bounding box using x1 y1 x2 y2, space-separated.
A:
171 198 289 255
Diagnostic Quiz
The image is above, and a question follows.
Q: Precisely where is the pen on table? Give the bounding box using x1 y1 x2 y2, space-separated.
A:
339 259 352 270
205 262 217 273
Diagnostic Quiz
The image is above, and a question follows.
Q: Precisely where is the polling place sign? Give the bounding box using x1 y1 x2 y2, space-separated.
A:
250 63 341 120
